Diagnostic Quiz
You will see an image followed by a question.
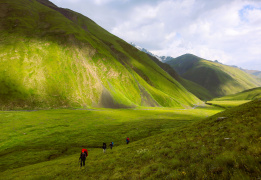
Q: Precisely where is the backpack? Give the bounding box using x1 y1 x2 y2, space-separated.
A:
82 149 88 157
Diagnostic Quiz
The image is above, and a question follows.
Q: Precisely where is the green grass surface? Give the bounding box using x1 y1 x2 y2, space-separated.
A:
1 100 260 179
213 87 261 101
0 105 222 177
206 100 250 109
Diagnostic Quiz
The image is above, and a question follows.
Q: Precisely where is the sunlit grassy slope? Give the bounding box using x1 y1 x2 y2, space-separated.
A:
206 100 251 109
165 54 261 98
1 100 260 179
213 87 261 101
0 0 201 109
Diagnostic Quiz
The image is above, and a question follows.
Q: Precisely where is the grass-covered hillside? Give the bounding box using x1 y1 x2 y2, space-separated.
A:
165 54 261 97
148 54 213 100
1 99 260 179
0 0 201 109
213 87 261 101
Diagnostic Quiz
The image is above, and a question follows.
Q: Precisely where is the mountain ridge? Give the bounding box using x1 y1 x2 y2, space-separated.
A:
165 54 261 97
147 54 213 100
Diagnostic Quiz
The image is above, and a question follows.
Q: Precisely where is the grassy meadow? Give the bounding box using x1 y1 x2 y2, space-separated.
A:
206 100 251 109
213 87 261 101
1 100 260 179
0 105 223 179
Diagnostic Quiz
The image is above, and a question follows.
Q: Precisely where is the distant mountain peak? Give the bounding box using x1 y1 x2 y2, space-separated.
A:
130 42 173 62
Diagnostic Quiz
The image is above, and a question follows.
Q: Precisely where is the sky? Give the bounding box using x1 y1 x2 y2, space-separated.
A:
51 0 261 71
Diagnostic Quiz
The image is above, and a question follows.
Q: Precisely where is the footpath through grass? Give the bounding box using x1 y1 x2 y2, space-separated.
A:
0 105 221 174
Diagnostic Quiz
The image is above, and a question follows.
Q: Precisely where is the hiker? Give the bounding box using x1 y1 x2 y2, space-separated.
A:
126 137 130 144
102 142 106 153
109 142 114 149
79 149 88 167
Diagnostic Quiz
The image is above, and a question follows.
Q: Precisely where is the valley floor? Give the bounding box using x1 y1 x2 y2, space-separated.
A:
1 100 260 179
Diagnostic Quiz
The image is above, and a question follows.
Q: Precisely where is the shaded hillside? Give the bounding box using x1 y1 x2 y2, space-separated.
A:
148 54 213 100
0 0 201 109
165 54 261 97
213 87 261 101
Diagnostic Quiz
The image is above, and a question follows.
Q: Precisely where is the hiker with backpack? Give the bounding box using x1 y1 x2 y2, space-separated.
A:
126 137 130 144
109 142 114 149
102 142 106 153
79 149 88 167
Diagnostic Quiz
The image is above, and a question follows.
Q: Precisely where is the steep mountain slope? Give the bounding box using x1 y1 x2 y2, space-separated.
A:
130 44 213 100
148 54 213 100
213 87 261 101
0 0 201 109
165 54 261 97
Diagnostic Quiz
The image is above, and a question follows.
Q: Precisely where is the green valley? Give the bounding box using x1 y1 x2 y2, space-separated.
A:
1 99 260 179
0 0 261 179
0 105 222 179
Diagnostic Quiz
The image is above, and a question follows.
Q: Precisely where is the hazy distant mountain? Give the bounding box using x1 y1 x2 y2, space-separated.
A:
252 71 261 78
0 0 201 109
224 64 261 79
165 54 261 97
241 69 261 78
130 43 174 62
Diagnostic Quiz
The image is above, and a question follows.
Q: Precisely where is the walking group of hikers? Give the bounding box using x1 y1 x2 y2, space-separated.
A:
79 137 130 167
102 142 114 153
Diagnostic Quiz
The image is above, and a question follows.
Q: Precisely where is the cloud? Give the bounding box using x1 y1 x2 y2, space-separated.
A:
50 0 261 70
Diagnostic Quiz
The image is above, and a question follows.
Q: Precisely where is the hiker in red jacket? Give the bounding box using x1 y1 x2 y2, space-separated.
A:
126 137 130 144
79 149 88 167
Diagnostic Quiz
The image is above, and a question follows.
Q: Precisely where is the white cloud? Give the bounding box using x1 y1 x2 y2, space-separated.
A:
49 0 261 70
